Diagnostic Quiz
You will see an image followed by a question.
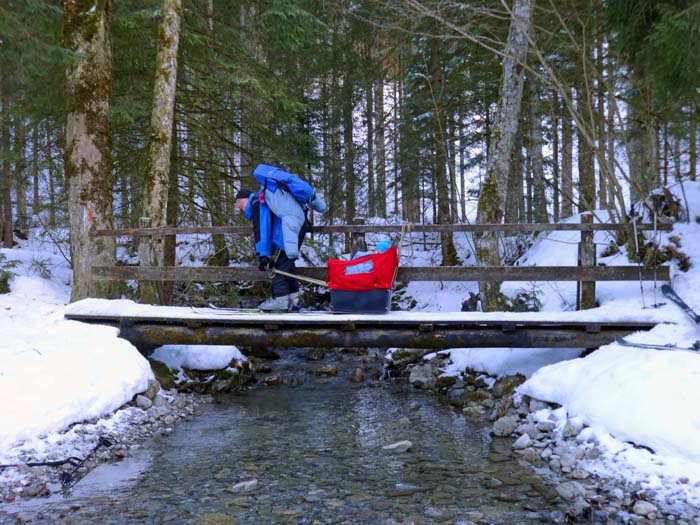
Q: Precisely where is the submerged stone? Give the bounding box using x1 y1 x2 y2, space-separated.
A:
382 440 413 453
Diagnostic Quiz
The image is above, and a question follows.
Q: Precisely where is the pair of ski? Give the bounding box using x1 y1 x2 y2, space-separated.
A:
191 303 328 315
617 284 700 352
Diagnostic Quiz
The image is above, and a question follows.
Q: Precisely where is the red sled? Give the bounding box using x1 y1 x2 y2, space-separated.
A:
326 246 399 313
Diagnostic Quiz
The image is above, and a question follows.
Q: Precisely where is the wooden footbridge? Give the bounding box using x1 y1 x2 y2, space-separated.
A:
64 302 667 352
71 215 672 351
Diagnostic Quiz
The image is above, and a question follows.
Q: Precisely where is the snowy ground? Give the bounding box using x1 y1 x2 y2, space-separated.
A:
1 182 700 510
423 182 700 510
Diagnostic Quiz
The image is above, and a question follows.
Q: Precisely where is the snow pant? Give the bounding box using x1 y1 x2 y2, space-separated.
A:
270 250 300 298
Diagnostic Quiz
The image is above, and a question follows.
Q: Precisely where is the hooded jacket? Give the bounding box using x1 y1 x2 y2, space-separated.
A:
244 193 285 258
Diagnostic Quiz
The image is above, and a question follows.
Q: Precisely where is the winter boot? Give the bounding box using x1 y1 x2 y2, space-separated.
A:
288 291 301 310
259 295 291 312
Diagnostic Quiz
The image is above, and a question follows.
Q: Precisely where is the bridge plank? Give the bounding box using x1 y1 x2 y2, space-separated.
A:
91 265 670 282
64 311 662 330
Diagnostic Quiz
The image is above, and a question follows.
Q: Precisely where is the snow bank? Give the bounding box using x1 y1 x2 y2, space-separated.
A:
438 347 583 378
150 345 244 370
0 253 153 455
520 314 700 464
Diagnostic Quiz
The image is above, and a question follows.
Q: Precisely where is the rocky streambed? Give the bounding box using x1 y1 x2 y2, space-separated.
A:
2 345 699 525
394 348 700 524
0 355 254 505
1 346 571 525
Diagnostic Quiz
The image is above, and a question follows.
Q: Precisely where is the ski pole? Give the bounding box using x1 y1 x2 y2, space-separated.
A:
267 267 327 287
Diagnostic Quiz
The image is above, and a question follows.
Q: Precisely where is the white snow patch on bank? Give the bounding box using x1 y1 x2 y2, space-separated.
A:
0 243 154 457
436 347 584 378
150 345 245 371
519 340 700 463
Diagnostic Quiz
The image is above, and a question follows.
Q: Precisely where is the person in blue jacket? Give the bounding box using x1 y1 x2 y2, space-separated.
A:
235 188 305 311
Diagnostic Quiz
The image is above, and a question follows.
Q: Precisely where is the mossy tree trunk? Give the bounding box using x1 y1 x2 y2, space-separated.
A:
505 126 523 224
62 0 117 301
474 0 531 311
140 0 182 304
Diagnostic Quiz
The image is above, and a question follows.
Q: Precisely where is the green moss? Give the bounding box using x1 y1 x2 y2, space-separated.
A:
476 174 502 223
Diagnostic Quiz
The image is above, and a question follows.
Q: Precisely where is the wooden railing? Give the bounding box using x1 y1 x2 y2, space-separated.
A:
92 214 671 309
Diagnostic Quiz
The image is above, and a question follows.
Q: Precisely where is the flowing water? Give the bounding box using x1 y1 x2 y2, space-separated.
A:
0 350 567 524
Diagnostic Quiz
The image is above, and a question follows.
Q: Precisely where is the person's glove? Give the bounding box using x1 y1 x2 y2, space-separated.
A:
258 256 272 272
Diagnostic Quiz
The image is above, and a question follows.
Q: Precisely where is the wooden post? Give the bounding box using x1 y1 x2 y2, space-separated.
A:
578 212 596 309
137 217 160 304
138 217 152 267
351 217 367 257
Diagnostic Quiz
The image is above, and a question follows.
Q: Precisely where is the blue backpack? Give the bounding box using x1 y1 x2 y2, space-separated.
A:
253 164 313 206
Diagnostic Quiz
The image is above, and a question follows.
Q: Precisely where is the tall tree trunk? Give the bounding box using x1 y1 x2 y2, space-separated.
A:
459 118 466 222
515 133 525 223
329 74 343 223
119 164 129 227
374 71 386 218
14 116 28 237
140 0 182 304
398 54 418 222
366 83 375 217
505 121 522 224
46 122 56 227
606 57 617 207
475 0 531 310
596 28 607 209
342 74 355 251
448 114 458 222
526 153 533 222
551 90 560 222
528 72 547 223
63 0 116 300
32 123 40 216
561 87 574 218
662 125 669 186
162 112 179 305
392 76 400 217
238 4 259 184
0 76 12 247
576 22 595 213
431 173 437 224
430 39 457 265
321 76 331 208
201 0 229 268
690 103 697 182
626 81 657 204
